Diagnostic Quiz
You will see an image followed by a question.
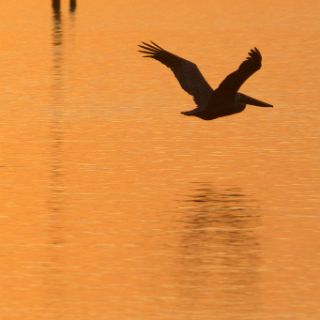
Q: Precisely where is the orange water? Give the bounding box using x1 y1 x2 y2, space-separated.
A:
0 1 319 319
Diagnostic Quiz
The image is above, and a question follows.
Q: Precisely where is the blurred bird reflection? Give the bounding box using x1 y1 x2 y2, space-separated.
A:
176 183 261 314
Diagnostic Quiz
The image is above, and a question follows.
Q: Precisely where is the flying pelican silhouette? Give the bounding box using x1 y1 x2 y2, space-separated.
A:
138 41 273 120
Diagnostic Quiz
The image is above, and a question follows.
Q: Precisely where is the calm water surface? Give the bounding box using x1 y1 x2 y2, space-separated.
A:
0 1 320 319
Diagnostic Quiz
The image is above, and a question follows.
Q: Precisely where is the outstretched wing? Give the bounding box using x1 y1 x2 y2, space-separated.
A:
138 41 213 108
215 48 262 96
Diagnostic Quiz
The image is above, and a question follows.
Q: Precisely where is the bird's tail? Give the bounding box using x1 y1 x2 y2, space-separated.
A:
181 111 194 116
181 107 202 116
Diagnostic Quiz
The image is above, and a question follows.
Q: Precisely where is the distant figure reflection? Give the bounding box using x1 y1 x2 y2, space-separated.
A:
45 2 68 314
49 0 65 244
176 183 261 315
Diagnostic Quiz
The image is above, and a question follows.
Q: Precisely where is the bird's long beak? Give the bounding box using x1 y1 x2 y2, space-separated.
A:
240 94 273 108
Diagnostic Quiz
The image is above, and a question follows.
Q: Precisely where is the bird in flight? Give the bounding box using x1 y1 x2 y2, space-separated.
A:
138 41 273 120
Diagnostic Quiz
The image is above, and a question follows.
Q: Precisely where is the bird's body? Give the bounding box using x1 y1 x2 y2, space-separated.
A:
181 93 246 120
138 42 273 120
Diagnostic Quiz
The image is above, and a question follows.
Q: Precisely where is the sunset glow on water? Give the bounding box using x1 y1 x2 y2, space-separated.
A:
0 1 319 319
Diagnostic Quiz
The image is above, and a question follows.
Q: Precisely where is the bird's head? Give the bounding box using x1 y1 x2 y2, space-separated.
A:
238 93 273 108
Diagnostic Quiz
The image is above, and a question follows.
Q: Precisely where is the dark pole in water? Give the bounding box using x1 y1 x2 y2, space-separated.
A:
70 0 77 13
52 0 61 11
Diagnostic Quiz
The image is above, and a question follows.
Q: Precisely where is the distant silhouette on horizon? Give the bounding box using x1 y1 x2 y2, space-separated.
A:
70 0 77 13
138 42 273 120
52 0 61 13
52 0 77 15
